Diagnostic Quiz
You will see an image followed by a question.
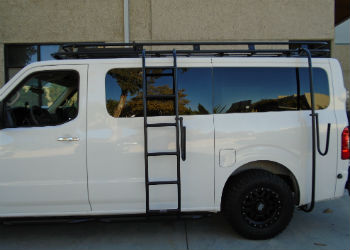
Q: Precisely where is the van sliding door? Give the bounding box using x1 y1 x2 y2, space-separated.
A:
86 59 215 213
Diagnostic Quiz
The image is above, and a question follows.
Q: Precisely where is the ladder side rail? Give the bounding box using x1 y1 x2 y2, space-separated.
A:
142 50 150 213
172 49 181 212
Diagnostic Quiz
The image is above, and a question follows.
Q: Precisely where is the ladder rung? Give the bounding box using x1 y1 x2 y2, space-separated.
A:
146 73 174 77
147 180 178 185
146 94 175 100
147 152 178 156
147 122 177 127
145 66 175 69
147 209 180 215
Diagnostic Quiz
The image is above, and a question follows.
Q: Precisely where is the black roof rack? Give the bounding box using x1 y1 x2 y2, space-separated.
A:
52 41 330 59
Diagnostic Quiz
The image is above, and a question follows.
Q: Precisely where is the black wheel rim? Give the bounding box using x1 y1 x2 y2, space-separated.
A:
241 186 282 228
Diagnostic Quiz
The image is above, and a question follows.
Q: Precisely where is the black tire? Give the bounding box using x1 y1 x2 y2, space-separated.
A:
223 170 294 240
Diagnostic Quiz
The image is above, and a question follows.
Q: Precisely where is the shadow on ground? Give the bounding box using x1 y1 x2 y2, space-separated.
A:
0 196 348 250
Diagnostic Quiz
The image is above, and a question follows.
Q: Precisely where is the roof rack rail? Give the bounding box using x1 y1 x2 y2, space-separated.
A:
52 41 330 59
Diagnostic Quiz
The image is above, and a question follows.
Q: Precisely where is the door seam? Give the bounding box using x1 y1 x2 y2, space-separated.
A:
85 64 93 211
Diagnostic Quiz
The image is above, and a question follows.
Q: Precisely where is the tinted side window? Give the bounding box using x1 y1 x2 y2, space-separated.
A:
298 68 330 110
178 68 212 115
105 68 212 117
213 67 330 113
4 70 79 128
214 68 298 113
106 68 143 118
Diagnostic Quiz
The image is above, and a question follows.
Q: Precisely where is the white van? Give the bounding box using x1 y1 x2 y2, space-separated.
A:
0 42 349 239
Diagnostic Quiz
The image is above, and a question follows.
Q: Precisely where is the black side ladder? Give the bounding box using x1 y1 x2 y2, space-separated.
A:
142 49 182 215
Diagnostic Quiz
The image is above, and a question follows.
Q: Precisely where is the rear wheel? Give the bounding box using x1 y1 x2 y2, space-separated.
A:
223 170 294 239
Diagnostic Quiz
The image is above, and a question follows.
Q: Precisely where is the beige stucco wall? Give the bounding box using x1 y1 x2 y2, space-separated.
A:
334 44 350 109
129 0 152 41
150 0 334 41
0 0 124 43
0 0 335 87
129 0 334 42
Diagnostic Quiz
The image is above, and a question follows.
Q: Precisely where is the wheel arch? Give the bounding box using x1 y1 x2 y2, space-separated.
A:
220 160 300 211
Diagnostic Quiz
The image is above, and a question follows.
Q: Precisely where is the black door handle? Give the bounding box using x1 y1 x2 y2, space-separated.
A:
314 113 331 156
179 117 186 161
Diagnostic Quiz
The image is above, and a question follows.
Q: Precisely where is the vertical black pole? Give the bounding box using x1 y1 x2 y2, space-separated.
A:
300 47 316 212
37 45 42 107
173 49 181 212
142 50 149 213
296 68 301 110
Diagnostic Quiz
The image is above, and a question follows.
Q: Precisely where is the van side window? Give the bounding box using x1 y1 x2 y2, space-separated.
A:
105 68 212 117
3 70 79 128
213 67 330 113
214 68 299 113
178 68 212 115
298 68 330 110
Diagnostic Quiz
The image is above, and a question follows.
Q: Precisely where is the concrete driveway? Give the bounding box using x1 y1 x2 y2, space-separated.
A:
0 195 348 250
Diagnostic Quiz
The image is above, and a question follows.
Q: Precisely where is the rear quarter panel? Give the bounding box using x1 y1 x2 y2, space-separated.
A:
212 58 339 209
330 59 349 198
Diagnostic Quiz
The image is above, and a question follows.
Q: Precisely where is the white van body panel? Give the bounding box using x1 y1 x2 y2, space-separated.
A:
0 57 347 218
0 64 90 216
